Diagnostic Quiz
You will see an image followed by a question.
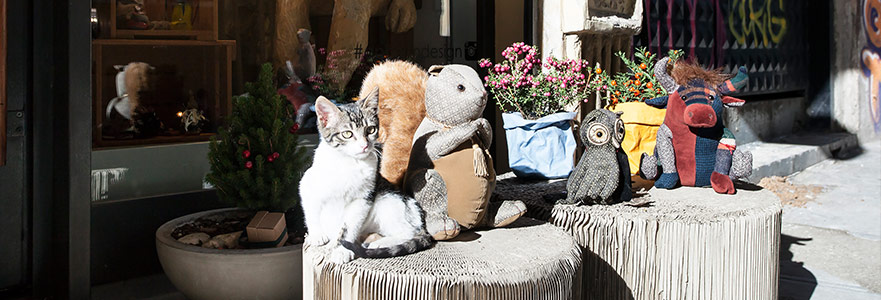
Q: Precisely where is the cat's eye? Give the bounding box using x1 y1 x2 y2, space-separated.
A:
340 131 354 139
366 126 377 134
457 84 465 91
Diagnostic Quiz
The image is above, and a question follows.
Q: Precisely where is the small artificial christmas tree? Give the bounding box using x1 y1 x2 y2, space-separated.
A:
206 63 310 212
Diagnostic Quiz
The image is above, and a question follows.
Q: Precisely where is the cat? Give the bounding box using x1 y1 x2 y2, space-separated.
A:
299 88 434 264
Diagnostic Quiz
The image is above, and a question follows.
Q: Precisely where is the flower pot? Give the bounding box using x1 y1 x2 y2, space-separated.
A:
502 112 577 179
156 208 303 300
607 102 666 174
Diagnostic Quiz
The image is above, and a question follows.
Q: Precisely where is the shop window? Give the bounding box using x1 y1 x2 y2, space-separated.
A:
90 0 489 201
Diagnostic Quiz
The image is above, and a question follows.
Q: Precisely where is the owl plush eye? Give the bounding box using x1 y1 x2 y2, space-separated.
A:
587 123 610 145
614 119 625 143
457 84 466 91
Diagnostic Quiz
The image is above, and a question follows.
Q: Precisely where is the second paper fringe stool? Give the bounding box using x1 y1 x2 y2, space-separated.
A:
303 218 583 300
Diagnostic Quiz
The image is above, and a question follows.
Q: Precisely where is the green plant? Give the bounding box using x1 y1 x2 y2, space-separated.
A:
206 63 310 211
588 47 685 105
479 42 596 120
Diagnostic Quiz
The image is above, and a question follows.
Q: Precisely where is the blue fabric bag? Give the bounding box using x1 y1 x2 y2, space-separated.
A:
502 112 577 179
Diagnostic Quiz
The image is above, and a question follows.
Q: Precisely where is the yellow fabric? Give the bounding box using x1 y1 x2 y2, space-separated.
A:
607 102 666 174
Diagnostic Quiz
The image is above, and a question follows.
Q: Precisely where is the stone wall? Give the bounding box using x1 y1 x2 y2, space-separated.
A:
836 0 880 140
541 0 643 111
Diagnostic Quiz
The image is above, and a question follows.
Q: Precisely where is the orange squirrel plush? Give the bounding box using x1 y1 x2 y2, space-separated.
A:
357 60 427 187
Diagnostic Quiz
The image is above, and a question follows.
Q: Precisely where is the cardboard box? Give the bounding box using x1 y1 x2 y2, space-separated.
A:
246 211 288 248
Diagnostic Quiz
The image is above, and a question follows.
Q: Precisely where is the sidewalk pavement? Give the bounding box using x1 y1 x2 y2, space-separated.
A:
777 138 881 300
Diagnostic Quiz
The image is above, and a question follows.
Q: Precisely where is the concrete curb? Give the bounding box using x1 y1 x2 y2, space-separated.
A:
741 132 860 182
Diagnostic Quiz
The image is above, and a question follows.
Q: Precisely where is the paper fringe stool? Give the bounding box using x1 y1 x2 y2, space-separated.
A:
303 219 583 299
492 173 781 300
551 187 781 300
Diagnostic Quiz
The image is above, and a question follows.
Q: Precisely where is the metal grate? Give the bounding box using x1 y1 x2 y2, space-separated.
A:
634 0 808 96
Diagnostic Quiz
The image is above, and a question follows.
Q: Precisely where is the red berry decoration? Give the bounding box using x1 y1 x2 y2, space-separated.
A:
245 161 253 169
289 123 299 134
242 150 251 158
272 152 280 159
267 156 275 163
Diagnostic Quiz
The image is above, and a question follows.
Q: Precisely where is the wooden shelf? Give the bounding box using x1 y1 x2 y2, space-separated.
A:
109 0 218 41
94 133 215 150
113 29 216 41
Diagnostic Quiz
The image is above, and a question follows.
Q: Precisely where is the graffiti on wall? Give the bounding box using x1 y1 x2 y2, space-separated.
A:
863 0 881 131
727 0 788 47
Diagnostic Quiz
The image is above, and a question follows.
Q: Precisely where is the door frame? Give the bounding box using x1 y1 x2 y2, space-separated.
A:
27 0 92 298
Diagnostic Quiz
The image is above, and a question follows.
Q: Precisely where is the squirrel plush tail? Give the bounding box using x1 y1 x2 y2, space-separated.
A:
339 231 435 258
358 61 428 187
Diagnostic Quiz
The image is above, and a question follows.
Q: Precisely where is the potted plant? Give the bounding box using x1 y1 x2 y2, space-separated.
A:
155 63 311 300
587 48 684 176
479 42 595 179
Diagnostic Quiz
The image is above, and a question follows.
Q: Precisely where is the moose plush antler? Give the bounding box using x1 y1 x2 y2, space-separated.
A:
639 57 753 194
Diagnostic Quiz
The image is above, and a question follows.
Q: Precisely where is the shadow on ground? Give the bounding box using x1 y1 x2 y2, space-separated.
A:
779 234 817 300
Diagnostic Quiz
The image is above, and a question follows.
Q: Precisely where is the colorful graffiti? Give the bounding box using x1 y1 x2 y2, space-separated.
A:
727 0 787 47
863 0 881 131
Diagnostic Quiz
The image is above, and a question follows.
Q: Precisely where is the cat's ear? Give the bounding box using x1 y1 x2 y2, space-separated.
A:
315 96 341 128
360 87 379 115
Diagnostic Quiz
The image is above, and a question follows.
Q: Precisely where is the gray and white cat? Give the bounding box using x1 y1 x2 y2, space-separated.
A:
299 88 434 264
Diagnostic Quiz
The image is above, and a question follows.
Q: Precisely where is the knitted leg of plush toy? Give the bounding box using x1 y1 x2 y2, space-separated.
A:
654 124 680 189
639 152 659 180
408 169 460 240
730 149 753 179
711 148 735 194
482 199 526 228
711 131 737 194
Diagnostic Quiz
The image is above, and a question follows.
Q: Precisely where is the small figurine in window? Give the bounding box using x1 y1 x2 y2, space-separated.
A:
180 90 208 134
103 62 153 139
116 0 171 30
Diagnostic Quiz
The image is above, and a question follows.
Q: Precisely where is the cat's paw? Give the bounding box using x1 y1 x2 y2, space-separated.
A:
329 246 355 264
304 234 329 247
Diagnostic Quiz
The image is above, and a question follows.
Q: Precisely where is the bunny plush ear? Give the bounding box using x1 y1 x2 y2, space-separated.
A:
428 65 444 76
315 96 341 128
114 65 126 72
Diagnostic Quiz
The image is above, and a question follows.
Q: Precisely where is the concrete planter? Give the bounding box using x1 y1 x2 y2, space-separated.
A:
156 208 303 300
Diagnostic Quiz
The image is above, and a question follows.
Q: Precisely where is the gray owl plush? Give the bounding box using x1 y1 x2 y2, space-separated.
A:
560 109 632 205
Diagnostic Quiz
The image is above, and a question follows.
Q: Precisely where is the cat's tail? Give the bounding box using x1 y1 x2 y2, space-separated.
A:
339 231 435 259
